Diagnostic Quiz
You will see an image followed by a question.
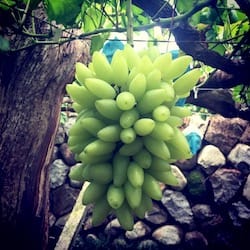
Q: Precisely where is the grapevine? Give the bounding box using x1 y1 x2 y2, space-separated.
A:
67 44 202 230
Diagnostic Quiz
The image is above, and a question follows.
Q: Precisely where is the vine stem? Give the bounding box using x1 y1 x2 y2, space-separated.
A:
126 0 133 46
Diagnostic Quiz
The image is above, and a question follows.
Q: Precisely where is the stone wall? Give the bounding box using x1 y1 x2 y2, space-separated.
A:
48 113 250 250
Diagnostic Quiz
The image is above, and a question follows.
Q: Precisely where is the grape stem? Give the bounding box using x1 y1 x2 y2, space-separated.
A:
126 0 134 46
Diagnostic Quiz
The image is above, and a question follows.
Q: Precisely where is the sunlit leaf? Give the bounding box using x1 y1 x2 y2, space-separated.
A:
0 35 10 52
90 33 109 54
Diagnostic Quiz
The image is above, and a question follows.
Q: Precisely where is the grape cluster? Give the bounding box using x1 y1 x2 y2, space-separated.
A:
66 45 202 230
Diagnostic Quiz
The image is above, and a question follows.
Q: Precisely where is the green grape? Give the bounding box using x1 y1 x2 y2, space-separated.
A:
119 108 139 128
137 89 168 114
66 82 97 108
123 43 140 70
84 139 116 156
127 162 144 187
124 181 142 209
137 55 154 75
134 118 155 136
143 136 170 161
75 62 94 85
95 99 122 120
142 173 162 201
113 153 130 186
170 106 192 118
107 185 125 209
82 182 108 205
115 202 134 231
116 91 136 110
150 156 171 171
119 137 143 156
79 151 112 164
152 105 171 122
92 197 112 227
87 163 113 184
133 192 153 219
128 73 147 101
146 68 162 90
173 68 202 95
166 115 183 127
68 164 84 182
111 50 129 87
97 124 122 142
85 78 116 99
120 128 136 144
160 82 176 102
133 148 152 169
162 55 193 81
150 122 174 141
80 117 106 136
153 52 172 74
92 51 114 83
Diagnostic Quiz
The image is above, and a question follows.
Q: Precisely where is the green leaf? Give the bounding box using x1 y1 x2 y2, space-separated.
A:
23 0 41 10
0 35 10 52
90 33 109 54
0 0 15 10
45 0 82 26
82 6 104 32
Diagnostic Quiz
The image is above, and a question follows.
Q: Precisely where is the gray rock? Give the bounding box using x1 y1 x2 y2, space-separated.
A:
137 239 159 250
54 213 70 229
59 143 77 166
170 164 187 190
55 125 66 145
125 221 151 240
64 117 77 135
152 225 183 246
209 168 244 205
50 184 80 217
197 145 225 174
229 201 250 226
145 203 168 225
243 174 250 201
52 146 59 162
49 159 70 189
240 123 250 144
192 204 214 221
228 143 250 169
105 219 124 237
175 155 197 171
204 115 248 155
184 231 208 250
162 189 194 226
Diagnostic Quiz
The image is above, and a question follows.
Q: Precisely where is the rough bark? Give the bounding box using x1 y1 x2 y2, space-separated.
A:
0 39 90 249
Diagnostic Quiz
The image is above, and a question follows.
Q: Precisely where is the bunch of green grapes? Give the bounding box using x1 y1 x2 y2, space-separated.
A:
66 44 202 231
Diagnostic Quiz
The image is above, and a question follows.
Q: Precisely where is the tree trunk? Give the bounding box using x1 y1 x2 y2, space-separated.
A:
0 40 90 249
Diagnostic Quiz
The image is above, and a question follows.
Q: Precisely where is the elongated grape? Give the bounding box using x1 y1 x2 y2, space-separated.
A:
133 192 153 219
119 137 143 156
68 164 84 182
153 52 172 74
66 82 97 108
146 168 179 186
97 124 122 142
162 55 192 81
115 202 134 231
123 43 140 70
75 62 94 85
170 106 192 118
87 163 113 184
173 68 202 95
84 139 116 156
80 117 106 136
160 82 175 102
111 50 129 87
92 197 112 227
152 105 170 122
113 153 130 186
134 118 155 136
143 136 170 161
133 148 152 169
82 182 108 205
150 122 174 141
137 55 154 76
85 78 116 99
79 151 112 164
119 108 139 128
120 128 136 144
127 162 144 187
142 173 162 201
166 115 183 127
150 156 171 171
124 181 142 209
92 51 114 83
146 68 161 90
95 99 122 120
116 91 136 110
128 73 146 101
137 89 168 114
146 46 160 61
107 184 125 209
